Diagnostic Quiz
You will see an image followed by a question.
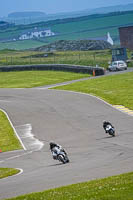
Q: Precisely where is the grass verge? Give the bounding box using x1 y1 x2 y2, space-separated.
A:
0 168 20 179
5 172 133 200
0 49 132 68
0 49 111 68
0 71 90 88
0 110 22 152
54 71 133 110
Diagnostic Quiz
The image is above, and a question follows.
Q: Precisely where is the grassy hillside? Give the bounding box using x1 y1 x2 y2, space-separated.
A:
43 11 133 44
0 11 133 50
43 27 118 44
51 12 133 34
0 40 45 50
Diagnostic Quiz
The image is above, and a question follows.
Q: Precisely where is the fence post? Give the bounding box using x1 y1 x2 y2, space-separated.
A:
54 54 55 63
93 69 95 76
6 57 8 65
11 56 13 65
30 56 31 64
79 53 80 61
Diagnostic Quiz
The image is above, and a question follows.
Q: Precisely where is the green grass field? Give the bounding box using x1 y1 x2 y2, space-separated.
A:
0 110 22 179
0 168 20 179
0 40 45 50
0 110 22 152
5 172 133 200
51 13 133 34
43 27 118 44
0 71 90 88
54 71 133 110
0 27 119 50
0 49 112 68
0 49 132 68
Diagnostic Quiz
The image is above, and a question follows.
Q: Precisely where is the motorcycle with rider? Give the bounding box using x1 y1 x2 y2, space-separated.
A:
103 121 115 137
49 142 69 164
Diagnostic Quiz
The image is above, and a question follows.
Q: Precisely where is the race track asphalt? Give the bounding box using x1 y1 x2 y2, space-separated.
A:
0 87 133 199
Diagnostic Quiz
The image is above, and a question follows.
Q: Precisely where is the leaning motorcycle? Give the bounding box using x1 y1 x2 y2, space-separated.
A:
57 151 69 164
105 124 115 137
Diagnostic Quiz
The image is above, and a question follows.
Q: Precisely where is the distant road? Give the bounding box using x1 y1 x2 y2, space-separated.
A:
105 67 133 75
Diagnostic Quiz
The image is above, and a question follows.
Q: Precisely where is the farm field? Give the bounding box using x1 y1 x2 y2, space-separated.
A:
0 49 111 68
50 12 133 38
42 27 118 44
0 49 132 68
0 11 133 49
0 40 45 50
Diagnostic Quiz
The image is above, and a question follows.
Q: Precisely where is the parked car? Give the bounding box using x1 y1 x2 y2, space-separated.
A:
108 60 127 71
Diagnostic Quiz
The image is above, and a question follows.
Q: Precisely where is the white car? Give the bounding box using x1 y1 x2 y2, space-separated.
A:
108 60 127 71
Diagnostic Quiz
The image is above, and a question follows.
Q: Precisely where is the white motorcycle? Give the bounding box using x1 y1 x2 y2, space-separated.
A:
105 124 115 137
52 148 69 164
57 151 69 164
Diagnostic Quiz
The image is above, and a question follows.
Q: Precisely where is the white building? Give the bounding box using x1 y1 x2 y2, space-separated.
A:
107 32 114 45
19 29 55 40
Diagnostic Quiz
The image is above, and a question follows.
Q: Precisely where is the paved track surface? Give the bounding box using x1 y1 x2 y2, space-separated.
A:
0 88 133 199
0 69 133 199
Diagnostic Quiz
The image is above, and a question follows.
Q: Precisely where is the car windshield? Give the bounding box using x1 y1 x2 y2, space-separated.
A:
118 62 124 65
112 62 117 66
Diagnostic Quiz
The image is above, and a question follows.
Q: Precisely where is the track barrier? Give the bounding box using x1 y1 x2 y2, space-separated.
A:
0 64 105 76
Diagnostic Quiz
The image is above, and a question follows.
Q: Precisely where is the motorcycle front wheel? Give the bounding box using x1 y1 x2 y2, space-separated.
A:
109 129 115 137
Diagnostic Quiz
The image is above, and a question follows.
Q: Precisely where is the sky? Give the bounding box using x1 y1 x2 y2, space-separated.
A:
1 0 133 17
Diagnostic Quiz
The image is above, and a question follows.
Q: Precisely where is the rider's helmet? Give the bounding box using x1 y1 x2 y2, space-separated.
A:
103 121 109 128
103 120 109 125
49 142 57 150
